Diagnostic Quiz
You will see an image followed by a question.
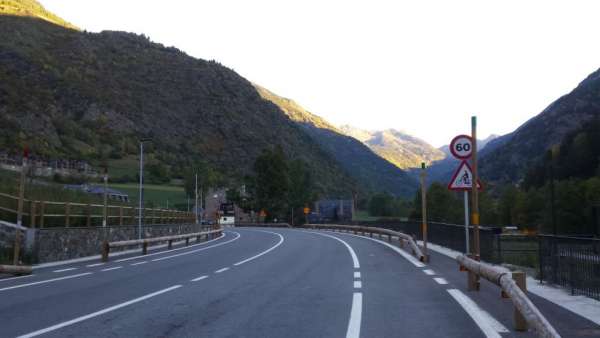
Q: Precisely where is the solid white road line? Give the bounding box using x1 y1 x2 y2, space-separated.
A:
101 266 122 272
346 292 362 338
214 267 229 274
331 231 425 268
304 231 360 269
151 232 241 262
447 289 509 337
130 261 147 266
433 277 448 285
233 230 285 266
86 263 105 268
0 274 35 283
191 275 208 282
53 268 77 273
423 269 435 275
354 271 361 279
353 281 362 289
116 232 229 263
16 285 183 338
0 273 93 292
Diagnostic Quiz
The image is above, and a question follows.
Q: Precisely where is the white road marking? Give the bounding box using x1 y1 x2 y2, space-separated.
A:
331 231 425 268
433 277 448 285
16 285 182 338
0 273 93 292
233 231 285 266
423 269 435 275
130 261 147 266
151 232 241 262
215 267 229 274
53 268 77 273
354 281 362 289
101 266 122 272
354 271 361 279
447 289 509 337
346 292 362 338
304 231 360 269
0 274 35 283
86 263 105 268
191 275 208 282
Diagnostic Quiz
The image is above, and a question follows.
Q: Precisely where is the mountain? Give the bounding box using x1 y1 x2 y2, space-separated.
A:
0 0 77 29
255 86 418 197
339 126 445 170
0 9 364 197
480 69 600 182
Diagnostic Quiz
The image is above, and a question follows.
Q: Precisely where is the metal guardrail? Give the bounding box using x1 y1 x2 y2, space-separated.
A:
0 264 32 275
306 224 425 262
101 228 223 262
457 255 561 338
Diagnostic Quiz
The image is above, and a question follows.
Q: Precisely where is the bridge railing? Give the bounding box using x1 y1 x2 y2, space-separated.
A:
306 223 425 262
457 255 561 338
101 227 223 262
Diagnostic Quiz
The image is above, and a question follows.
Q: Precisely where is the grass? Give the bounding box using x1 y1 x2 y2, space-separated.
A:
109 183 189 210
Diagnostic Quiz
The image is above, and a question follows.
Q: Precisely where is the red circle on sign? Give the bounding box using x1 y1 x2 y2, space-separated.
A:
449 135 473 159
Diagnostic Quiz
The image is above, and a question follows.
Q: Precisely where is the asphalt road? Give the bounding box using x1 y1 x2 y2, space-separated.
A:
0 227 597 338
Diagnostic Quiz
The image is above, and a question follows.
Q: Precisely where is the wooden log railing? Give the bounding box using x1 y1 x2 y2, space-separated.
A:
0 192 196 228
457 255 561 338
0 264 32 275
306 223 425 262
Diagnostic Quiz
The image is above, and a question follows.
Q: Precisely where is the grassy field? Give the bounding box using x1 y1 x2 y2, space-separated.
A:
109 183 189 210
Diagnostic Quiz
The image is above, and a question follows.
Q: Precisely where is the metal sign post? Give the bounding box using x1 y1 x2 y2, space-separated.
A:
448 160 481 253
464 191 470 254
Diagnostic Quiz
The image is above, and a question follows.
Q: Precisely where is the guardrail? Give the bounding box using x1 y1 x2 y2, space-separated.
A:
306 224 425 262
457 255 561 338
101 228 223 262
0 264 32 275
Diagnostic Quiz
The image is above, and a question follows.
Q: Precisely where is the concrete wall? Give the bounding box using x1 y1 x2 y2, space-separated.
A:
31 223 204 263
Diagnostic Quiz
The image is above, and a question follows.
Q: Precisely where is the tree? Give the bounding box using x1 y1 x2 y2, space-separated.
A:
253 147 290 221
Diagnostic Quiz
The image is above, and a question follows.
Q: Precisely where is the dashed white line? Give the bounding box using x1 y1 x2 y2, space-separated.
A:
354 271 361 279
353 281 362 289
130 261 147 266
191 275 208 282
433 277 448 285
53 268 77 273
346 292 362 338
101 266 122 272
16 285 183 338
447 289 509 337
233 231 284 266
86 263 105 268
0 274 35 283
214 267 229 274
423 269 435 275
0 273 93 292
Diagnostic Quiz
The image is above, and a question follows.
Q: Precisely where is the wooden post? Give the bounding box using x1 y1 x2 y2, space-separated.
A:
119 206 124 225
40 201 45 228
30 200 37 228
420 162 429 262
13 153 27 265
86 204 92 227
168 239 173 249
512 271 527 331
65 202 71 227
469 116 481 291
101 241 109 262
142 242 148 255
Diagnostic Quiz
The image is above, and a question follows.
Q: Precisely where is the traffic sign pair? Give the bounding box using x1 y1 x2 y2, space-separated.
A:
448 135 482 191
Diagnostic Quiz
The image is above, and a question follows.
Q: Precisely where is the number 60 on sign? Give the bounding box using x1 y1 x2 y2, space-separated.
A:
449 134 473 159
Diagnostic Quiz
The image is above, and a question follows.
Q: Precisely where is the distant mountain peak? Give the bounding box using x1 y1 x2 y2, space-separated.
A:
0 0 78 29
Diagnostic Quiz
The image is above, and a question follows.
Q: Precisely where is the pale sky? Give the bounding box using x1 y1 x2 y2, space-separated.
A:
41 0 600 147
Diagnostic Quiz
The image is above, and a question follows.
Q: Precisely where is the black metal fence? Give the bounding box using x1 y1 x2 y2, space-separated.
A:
539 235 600 300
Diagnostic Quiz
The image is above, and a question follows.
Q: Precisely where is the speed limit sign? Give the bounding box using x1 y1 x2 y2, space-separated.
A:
450 135 473 159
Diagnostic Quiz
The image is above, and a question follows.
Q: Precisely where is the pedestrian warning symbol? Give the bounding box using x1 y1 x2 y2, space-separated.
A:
448 161 482 191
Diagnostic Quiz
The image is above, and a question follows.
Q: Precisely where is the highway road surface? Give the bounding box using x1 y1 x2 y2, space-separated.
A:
1 227 598 338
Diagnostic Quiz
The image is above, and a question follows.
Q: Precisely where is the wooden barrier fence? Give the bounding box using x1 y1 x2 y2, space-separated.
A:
0 192 195 228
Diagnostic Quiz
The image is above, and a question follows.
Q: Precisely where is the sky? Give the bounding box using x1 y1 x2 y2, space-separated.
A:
41 0 600 147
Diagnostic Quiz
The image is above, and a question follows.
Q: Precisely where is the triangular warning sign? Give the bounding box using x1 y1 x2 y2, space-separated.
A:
448 161 483 191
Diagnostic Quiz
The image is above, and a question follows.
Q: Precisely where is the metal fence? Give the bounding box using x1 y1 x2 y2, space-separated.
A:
539 235 600 300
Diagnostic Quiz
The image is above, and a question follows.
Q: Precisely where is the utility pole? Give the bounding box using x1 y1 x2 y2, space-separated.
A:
13 148 28 265
138 138 151 240
103 166 108 228
420 162 429 262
